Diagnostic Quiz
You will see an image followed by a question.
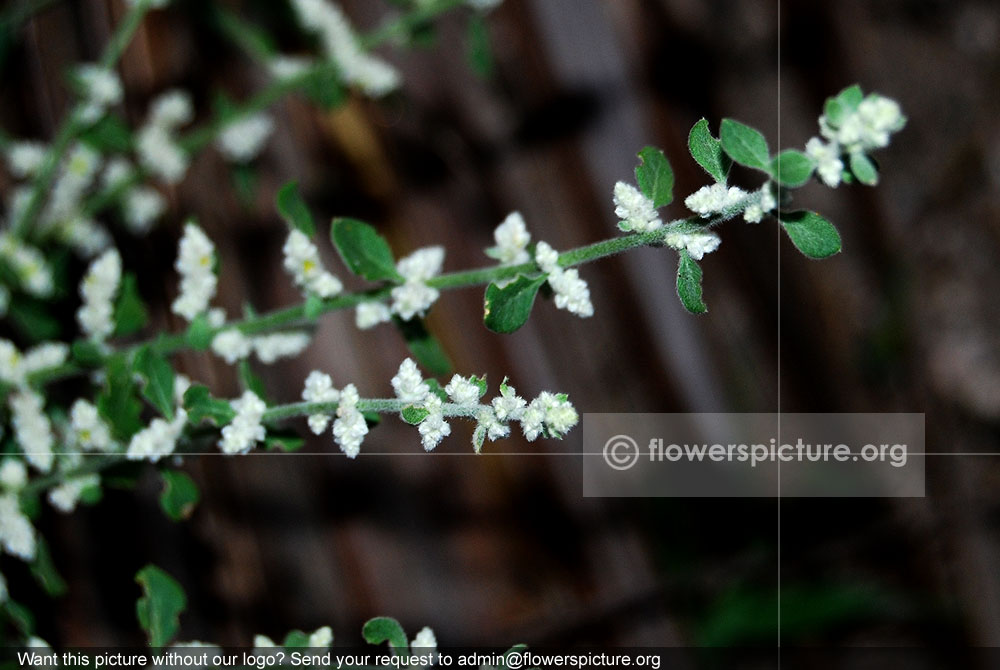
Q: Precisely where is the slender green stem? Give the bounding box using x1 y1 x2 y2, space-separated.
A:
360 0 467 49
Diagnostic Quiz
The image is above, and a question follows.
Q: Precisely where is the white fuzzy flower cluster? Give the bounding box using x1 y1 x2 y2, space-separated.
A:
535 241 593 318
137 90 193 184
487 211 532 265
333 383 367 458
282 230 343 298
805 137 844 189
47 474 100 514
302 371 340 434
613 182 662 232
742 186 778 224
75 64 123 124
390 359 451 451
77 248 122 342
410 627 437 660
219 391 267 454
269 55 314 82
392 357 431 404
172 223 218 321
69 399 113 452
684 183 750 218
663 229 721 261
355 301 392 330
472 379 578 450
290 0 400 97
444 374 483 407
209 329 311 365
9 390 54 473
0 233 53 297
0 493 36 560
126 409 188 463
0 459 27 491
254 626 333 654
56 216 113 258
5 141 46 179
216 113 275 163
391 246 444 321
0 340 68 388
41 143 107 238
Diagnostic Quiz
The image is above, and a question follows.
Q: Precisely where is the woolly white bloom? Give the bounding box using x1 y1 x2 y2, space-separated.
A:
302 371 340 435
417 396 451 451
219 391 267 455
0 493 36 560
411 626 437 653
282 230 343 298
391 246 444 320
137 123 189 184
308 626 334 648
76 248 122 342
742 186 777 224
613 181 662 232
211 329 253 364
392 358 430 404
217 113 275 163
102 156 134 189
805 137 843 188
0 340 70 388
70 399 113 451
48 474 99 513
444 375 482 407
333 383 367 458
663 230 721 261
521 391 578 441
149 90 194 129
0 341 21 383
123 187 167 234
684 183 749 217
534 240 559 273
10 390 54 474
820 94 906 154
0 459 27 491
43 143 102 225
356 301 392 330
6 141 47 179
207 307 228 328
491 381 526 422
270 55 313 81
253 332 312 364
58 217 112 257
172 223 218 321
76 64 123 114
0 232 54 297
487 211 531 266
533 241 593 317
125 410 187 462
475 407 509 444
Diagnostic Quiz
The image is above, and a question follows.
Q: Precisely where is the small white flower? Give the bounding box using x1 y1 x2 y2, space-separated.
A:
0 493 36 560
76 64 123 109
6 142 47 179
137 123 189 184
487 211 531 265
58 217 112 257
411 626 437 653
397 246 445 282
392 358 430 404
207 307 228 328
417 396 451 451
70 399 113 452
217 113 275 163
149 90 194 129
252 332 311 364
270 55 313 81
521 392 578 440
211 329 253 364
390 282 439 321
0 233 53 297
123 187 167 234
534 241 559 273
476 407 510 443
684 183 750 218
172 223 218 321
0 459 28 491
308 626 333 648
19 342 69 381
102 156 134 189
356 302 392 330
10 390 54 474
282 230 343 298
663 230 721 261
547 267 593 317
303 370 340 435
820 94 905 154
491 381 526 422
333 384 367 458
444 375 482 407
743 185 777 223
219 391 267 455
125 410 188 462
613 182 662 232
805 137 843 188
47 474 99 513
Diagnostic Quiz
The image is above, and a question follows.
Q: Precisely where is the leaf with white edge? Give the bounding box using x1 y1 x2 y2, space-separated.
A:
676 250 707 314
688 118 732 183
471 374 488 398
276 181 316 237
849 152 879 186
362 617 408 655
401 406 430 425
114 273 149 337
183 385 236 426
770 150 815 187
779 210 842 259
484 274 548 334
720 118 770 170
331 218 402 282
135 564 187 648
159 470 199 522
134 347 176 420
634 146 674 207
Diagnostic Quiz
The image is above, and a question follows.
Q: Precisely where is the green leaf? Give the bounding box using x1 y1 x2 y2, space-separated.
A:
238 359 267 399
362 617 408 655
30 536 67 597
276 181 316 237
676 251 707 314
159 470 200 522
8 295 61 342
78 480 103 505
232 164 257 206
114 273 149 337
719 118 770 170
424 378 449 402
264 430 305 452
836 84 864 112
135 564 187 649
79 114 133 153
304 293 325 319
484 274 548 334
467 14 493 78
393 317 453 376
283 630 311 648
688 118 732 183
634 146 674 207
185 314 214 351
401 406 430 425
331 218 402 282
779 210 842 259
97 354 144 441
3 599 36 637
301 64 347 110
849 152 879 186
71 339 105 366
770 150 815 187
134 347 176 420
183 385 236 427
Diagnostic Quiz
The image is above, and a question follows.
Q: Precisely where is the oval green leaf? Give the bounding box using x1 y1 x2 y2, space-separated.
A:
688 118 732 183
849 152 879 186
362 617 408 654
134 347 176 420
779 210 842 259
159 470 199 522
136 564 187 649
634 146 674 207
276 181 316 237
331 217 402 282
770 149 815 187
676 250 707 314
484 274 548 334
720 118 770 170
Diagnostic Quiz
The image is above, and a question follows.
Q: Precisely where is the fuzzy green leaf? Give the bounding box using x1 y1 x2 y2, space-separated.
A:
276 181 316 237
304 293 325 319
720 118 770 170
114 273 149 337
393 316 453 375
97 354 144 441
264 431 306 452
779 211 842 259
331 218 402 282
634 146 674 207
484 275 547 334
362 617 408 654
849 152 879 186
185 314 214 351
159 470 199 522
183 385 236 427
30 536 67 597
676 250 707 314
688 118 732 183
770 150 815 187
238 359 267 399
134 347 176 420
135 564 187 648
467 14 493 77
401 406 430 425
71 339 104 366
